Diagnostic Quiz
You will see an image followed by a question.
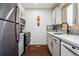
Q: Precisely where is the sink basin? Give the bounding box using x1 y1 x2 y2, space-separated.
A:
54 32 64 35
53 32 79 36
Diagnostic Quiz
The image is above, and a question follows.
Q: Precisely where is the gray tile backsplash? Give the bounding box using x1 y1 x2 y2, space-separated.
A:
46 24 61 32
70 29 79 35
46 25 53 32
46 24 79 35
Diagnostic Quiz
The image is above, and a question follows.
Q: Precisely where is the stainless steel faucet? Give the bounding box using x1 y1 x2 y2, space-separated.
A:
61 22 70 34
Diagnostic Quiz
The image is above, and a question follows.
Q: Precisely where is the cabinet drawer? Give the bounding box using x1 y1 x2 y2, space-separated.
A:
53 37 60 45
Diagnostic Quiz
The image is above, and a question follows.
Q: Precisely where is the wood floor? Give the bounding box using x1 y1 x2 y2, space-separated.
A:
23 45 51 56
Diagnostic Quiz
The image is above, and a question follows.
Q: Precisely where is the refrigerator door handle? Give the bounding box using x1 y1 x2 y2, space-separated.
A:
15 6 19 43
15 26 19 43
16 33 19 43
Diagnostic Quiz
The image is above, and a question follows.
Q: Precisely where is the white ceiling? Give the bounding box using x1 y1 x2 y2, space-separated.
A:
21 3 60 9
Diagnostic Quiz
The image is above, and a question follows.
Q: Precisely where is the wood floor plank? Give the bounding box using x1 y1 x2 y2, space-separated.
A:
23 45 51 56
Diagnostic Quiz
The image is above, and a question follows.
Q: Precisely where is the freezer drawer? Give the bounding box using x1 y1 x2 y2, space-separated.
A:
0 20 18 56
0 20 4 55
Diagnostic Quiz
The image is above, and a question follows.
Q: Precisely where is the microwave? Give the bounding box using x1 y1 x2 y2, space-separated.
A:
20 18 25 33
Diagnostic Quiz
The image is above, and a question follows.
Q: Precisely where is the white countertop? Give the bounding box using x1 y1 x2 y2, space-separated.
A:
47 32 79 48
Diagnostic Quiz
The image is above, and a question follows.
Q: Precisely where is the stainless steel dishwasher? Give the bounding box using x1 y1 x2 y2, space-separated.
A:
52 37 61 56
61 41 79 56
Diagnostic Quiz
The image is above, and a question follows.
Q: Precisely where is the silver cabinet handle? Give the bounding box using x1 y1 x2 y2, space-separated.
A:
51 41 53 47
53 38 57 42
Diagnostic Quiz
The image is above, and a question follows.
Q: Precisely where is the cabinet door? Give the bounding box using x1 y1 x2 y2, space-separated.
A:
78 4 79 24
47 34 53 55
55 7 61 24
53 42 60 56
52 9 56 24
47 34 51 49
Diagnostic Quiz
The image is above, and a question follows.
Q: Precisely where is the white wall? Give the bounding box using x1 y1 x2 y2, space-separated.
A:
23 9 53 45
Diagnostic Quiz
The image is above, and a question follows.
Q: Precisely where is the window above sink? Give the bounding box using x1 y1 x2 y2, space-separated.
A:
67 4 73 26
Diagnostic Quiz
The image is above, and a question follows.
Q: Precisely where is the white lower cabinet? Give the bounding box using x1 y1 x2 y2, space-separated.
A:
47 33 60 56
48 39 53 55
47 34 53 55
53 42 60 56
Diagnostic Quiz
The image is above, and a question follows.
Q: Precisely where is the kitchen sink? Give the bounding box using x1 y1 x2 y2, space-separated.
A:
54 32 64 35
53 32 79 35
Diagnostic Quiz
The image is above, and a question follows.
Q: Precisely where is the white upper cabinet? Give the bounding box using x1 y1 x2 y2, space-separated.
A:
52 9 56 24
78 4 79 24
55 7 61 24
52 6 61 24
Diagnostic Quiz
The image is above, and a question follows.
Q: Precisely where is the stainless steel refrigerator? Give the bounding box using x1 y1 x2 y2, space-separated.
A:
0 3 19 56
